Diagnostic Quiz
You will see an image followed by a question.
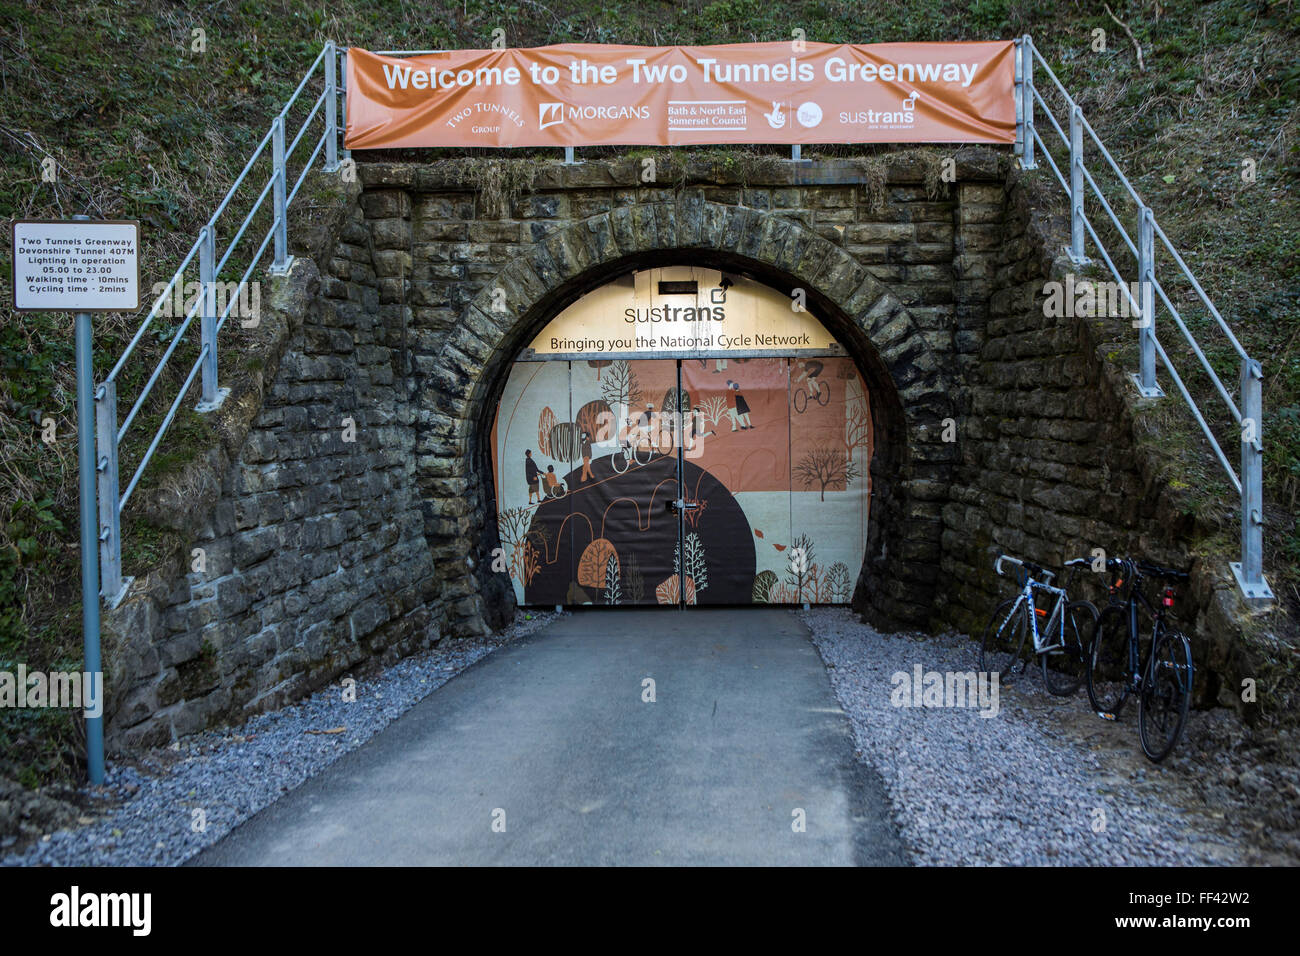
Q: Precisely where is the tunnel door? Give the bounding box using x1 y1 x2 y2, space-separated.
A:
491 358 683 606
491 355 870 608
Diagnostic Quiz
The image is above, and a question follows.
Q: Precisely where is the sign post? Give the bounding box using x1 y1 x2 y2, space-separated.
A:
12 216 141 785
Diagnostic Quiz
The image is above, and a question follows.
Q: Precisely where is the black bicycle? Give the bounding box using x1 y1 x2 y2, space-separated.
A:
1087 557 1194 763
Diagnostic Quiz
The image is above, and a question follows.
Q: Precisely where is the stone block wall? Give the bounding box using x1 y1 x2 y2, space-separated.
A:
103 200 441 748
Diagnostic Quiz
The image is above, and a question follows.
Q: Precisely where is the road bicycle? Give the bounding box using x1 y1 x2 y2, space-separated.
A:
1087 557 1194 763
980 554 1099 695
792 381 831 413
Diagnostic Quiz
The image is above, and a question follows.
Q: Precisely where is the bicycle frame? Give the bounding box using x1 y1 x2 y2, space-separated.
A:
996 556 1068 654
1111 574 1165 692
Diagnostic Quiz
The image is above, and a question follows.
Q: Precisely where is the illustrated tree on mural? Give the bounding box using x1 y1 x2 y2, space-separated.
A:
522 539 541 586
626 554 645 604
538 406 557 457
824 561 852 603
518 525 550 586
846 402 870 460
794 443 860 501
785 533 817 602
578 538 619 598
549 421 582 462
497 506 531 582
656 574 697 605
682 495 708 529
661 387 692 415
684 532 708 594
698 395 729 429
601 360 642 422
575 399 614 443
752 569 778 604
605 555 621 605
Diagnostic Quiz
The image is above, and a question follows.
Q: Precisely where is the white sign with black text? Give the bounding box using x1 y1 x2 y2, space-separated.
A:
11 219 140 312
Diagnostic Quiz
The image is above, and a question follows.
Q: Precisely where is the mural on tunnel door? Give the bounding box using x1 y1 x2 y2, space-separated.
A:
490 356 872 606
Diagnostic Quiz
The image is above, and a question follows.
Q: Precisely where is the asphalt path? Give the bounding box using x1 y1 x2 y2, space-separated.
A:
194 607 905 866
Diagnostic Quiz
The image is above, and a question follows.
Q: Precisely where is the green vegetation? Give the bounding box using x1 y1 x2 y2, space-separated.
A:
1 0 1297 783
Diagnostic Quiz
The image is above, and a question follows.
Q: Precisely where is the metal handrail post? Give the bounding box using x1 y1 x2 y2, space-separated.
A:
95 380 128 607
1132 206 1163 397
324 40 340 172
270 114 294 275
1068 105 1088 264
197 224 221 409
341 48 352 168
1020 36 1036 169
1232 359 1273 601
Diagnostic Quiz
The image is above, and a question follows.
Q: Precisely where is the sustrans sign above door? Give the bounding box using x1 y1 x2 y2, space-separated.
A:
521 266 842 361
344 41 1016 149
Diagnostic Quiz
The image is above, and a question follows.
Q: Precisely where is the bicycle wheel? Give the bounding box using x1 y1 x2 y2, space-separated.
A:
793 389 808 413
980 598 1027 680
1041 600 1097 697
610 449 629 474
633 439 654 465
816 384 830 406
1087 603 1131 717
1139 629 1192 762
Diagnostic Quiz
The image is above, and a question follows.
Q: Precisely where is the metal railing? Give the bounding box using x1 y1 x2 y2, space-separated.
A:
1013 36 1271 602
95 42 345 606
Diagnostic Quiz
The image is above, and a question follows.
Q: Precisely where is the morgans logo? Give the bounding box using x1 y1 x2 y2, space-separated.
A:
538 102 565 130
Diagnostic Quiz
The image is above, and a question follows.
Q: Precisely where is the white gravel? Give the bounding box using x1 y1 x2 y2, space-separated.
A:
2 610 559 867
801 606 1258 866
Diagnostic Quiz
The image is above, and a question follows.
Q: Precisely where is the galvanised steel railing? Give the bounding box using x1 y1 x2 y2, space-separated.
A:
95 42 345 606
94 39 1272 608
1013 36 1271 602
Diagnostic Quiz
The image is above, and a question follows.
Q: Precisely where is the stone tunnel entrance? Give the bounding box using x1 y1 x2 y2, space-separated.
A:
102 151 1212 746
438 188 965 629
488 265 877 608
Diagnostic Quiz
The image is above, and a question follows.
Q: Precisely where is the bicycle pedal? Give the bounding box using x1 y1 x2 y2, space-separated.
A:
1096 711 1117 722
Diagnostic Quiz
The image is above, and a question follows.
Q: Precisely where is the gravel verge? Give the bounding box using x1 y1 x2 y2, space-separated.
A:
801 606 1300 866
2 610 559 867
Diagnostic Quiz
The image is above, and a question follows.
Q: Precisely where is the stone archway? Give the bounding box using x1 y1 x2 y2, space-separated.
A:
414 198 958 633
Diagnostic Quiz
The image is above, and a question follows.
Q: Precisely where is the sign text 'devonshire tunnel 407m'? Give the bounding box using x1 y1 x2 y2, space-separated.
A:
11 220 140 313
345 41 1016 149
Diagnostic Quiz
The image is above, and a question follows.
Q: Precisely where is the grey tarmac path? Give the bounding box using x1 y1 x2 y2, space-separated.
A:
193 607 906 866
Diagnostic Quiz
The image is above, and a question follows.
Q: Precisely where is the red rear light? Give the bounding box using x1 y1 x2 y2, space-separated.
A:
1163 588 1175 608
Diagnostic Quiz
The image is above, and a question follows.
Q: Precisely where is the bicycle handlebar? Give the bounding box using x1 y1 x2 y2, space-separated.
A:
995 554 1055 584
1104 556 1189 583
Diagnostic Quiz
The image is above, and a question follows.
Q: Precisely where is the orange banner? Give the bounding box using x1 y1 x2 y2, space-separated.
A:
345 41 1016 149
